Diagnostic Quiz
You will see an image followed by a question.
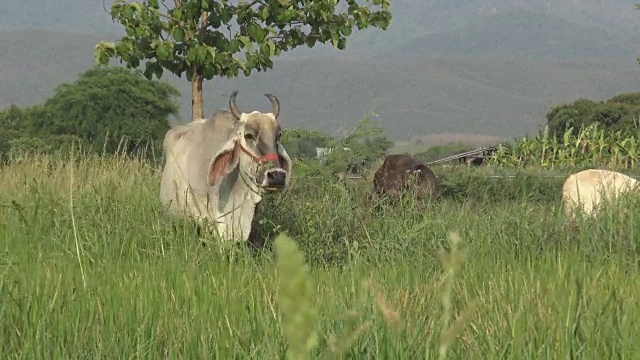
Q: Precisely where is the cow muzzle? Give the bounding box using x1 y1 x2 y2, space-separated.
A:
262 168 288 191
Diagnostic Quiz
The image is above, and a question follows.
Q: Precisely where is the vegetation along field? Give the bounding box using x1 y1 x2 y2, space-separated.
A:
2 145 640 358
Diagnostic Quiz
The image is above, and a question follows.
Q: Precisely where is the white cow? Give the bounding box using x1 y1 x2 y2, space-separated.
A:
160 91 293 243
562 169 639 221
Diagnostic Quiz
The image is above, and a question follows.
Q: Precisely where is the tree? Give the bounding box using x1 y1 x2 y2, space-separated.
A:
94 0 392 120
27 66 180 156
546 98 599 139
588 103 635 133
546 93 640 141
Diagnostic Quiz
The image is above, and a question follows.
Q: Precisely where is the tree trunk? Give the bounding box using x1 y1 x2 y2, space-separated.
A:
191 71 204 120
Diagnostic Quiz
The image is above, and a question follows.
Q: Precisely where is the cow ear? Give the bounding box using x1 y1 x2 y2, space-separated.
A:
208 139 240 187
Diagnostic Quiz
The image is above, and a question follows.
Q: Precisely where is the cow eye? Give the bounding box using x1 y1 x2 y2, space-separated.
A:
244 133 255 141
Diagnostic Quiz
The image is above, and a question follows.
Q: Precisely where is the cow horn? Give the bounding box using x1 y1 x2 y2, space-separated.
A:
264 93 280 119
229 90 242 120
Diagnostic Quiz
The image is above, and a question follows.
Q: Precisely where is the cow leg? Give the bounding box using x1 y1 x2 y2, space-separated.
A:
247 217 263 251
246 206 271 255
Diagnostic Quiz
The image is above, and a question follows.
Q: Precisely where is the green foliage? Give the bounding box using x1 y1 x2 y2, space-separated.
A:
94 0 392 80
280 117 393 179
281 128 331 160
608 92 640 107
0 66 180 158
0 128 22 155
546 92 640 140
435 166 565 203
274 234 318 359
0 103 47 134
6 137 52 158
42 66 179 154
321 116 394 175
490 123 640 170
3 154 640 357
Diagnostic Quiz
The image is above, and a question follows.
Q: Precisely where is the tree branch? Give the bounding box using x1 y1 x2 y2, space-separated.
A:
102 0 113 17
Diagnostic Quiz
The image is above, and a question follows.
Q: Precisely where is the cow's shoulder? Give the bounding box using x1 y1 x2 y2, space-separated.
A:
163 122 200 150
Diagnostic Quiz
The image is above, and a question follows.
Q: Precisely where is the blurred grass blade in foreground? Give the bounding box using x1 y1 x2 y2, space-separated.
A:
275 233 319 360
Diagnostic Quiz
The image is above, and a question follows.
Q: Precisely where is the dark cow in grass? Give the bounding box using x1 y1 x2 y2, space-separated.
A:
372 154 438 202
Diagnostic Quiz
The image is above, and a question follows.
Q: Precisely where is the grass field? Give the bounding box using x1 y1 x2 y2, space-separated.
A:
1 154 640 358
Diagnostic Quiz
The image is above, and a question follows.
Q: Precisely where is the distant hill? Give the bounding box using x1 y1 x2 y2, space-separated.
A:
210 55 640 139
2 0 639 61
383 10 639 62
1 30 639 141
0 30 120 107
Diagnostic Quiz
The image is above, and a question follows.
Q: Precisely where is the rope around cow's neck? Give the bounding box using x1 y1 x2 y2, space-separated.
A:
236 140 279 165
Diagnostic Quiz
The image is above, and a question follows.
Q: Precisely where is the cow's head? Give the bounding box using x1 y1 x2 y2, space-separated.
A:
207 91 292 194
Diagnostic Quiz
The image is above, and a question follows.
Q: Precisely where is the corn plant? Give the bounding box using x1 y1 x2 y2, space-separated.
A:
489 123 640 170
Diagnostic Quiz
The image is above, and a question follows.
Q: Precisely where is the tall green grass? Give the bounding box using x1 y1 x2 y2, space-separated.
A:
1 154 640 358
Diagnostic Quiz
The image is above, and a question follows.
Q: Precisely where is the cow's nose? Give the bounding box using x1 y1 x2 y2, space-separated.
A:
266 169 287 186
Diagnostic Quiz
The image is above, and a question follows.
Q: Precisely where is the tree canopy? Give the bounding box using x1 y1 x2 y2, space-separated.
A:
546 92 640 141
94 0 392 120
0 66 180 159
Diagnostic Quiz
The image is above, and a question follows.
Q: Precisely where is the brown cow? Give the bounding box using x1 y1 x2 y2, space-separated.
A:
372 154 438 201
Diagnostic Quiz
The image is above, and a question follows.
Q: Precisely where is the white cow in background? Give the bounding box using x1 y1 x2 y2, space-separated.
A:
562 169 640 222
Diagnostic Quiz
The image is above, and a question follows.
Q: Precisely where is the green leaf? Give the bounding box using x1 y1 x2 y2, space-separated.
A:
134 27 145 38
125 26 135 37
156 43 170 60
276 0 289 5
172 27 185 42
186 67 194 81
228 40 240 53
203 64 215 79
330 31 339 47
93 48 105 65
187 47 197 62
143 62 155 79
196 45 207 62
337 38 347 50
305 36 317 48
148 0 159 8
173 8 183 21
97 41 116 50
237 36 253 51
123 6 134 20
130 57 140 68
258 6 270 20
247 23 267 42
205 46 216 63
154 63 163 78
130 2 142 13
266 40 276 57
341 26 352 37
245 53 257 69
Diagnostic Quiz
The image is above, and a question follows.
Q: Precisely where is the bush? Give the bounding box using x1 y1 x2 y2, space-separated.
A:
6 137 52 160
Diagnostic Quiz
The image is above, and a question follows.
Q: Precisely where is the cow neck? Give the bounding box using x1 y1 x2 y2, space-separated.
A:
236 140 279 165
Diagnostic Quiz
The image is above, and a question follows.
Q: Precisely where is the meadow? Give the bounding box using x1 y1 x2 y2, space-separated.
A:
1 152 640 359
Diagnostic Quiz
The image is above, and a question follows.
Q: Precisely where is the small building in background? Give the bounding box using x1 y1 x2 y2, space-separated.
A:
315 147 351 165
